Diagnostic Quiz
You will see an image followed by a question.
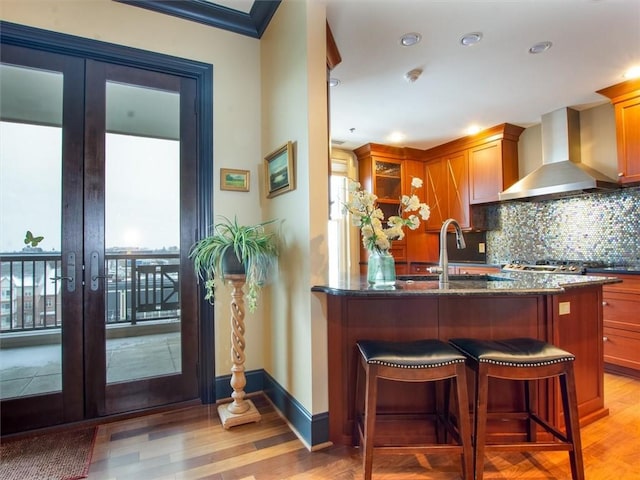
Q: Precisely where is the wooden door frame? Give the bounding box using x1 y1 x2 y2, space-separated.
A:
1 21 216 410
0 44 86 433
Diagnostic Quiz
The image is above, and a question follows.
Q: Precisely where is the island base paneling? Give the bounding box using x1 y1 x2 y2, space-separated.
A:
324 287 607 447
327 296 440 446
552 287 608 427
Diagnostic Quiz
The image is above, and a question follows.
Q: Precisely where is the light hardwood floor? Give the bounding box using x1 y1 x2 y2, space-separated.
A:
88 373 640 479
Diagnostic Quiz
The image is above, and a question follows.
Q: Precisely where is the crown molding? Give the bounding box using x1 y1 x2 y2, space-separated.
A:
115 0 280 39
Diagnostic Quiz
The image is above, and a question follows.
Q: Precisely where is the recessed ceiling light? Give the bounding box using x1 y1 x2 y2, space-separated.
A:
460 32 483 46
466 125 481 135
400 32 422 47
328 77 340 87
623 66 640 79
388 131 406 143
529 41 552 54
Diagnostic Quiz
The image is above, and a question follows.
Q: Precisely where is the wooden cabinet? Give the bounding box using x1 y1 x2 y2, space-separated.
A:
425 150 470 230
371 158 402 219
597 78 640 185
598 274 640 378
423 123 524 231
355 144 425 266
424 155 447 230
468 125 522 204
355 124 523 262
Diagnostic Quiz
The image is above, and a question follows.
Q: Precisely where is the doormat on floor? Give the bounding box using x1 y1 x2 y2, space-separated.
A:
0 426 97 480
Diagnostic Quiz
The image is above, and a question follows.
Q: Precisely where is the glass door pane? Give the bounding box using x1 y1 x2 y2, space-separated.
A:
104 81 182 383
84 60 199 417
0 46 85 434
0 65 64 400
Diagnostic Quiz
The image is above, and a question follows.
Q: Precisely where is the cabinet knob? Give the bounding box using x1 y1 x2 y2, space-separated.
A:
618 172 624 177
602 301 608 306
603 336 608 342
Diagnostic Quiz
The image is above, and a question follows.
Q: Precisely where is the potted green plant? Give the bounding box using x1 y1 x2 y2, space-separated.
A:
189 215 279 312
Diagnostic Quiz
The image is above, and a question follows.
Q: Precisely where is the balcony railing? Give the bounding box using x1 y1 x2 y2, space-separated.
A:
0 251 180 333
0 253 62 332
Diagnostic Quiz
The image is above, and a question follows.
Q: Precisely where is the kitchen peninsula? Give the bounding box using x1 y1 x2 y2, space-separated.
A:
312 272 620 446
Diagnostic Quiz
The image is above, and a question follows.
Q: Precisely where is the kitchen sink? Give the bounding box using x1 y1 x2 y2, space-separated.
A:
397 274 511 282
396 274 514 290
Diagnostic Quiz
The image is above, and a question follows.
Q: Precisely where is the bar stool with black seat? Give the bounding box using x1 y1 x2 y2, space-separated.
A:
448 337 585 480
355 339 473 480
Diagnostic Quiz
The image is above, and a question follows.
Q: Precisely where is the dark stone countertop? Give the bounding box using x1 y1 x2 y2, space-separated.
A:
311 272 621 297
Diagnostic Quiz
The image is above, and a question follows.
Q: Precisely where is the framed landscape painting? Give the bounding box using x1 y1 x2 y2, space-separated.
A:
220 168 249 192
264 141 294 198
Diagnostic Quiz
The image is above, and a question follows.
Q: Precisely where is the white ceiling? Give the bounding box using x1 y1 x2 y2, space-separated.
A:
325 0 640 151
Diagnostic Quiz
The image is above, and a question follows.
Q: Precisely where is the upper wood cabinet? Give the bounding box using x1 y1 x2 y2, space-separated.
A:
597 78 640 185
354 144 424 263
425 150 470 230
467 124 523 204
422 123 524 231
468 129 521 204
355 145 404 224
424 155 447 231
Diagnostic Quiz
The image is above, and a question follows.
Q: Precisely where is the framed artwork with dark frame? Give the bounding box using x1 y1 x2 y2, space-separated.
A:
220 168 250 192
264 141 295 198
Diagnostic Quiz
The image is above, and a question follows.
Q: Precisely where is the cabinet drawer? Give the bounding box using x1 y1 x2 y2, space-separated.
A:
602 274 640 294
603 327 640 371
602 291 640 332
395 263 409 275
389 244 406 262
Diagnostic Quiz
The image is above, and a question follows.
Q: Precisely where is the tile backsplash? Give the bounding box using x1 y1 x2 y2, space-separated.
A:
483 185 640 266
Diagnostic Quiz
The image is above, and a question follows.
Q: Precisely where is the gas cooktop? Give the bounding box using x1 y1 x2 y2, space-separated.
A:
502 259 607 274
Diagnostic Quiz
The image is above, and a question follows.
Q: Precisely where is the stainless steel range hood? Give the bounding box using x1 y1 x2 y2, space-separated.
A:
499 107 619 201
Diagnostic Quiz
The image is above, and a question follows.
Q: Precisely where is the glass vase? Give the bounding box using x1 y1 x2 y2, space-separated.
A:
367 250 396 288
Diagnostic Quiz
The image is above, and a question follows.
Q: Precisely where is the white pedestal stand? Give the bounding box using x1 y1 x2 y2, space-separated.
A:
217 274 261 429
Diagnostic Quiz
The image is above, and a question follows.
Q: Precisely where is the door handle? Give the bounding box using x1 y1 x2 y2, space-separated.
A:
90 251 113 290
50 252 76 292
90 251 101 291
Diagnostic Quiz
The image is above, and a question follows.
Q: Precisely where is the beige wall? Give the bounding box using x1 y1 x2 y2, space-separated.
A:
579 103 617 179
260 0 330 417
518 103 618 179
2 0 332 420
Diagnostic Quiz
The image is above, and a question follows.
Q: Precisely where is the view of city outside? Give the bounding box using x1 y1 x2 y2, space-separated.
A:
103 131 182 385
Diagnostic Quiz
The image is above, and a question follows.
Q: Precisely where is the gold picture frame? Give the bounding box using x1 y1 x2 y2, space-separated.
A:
220 168 250 192
264 141 295 198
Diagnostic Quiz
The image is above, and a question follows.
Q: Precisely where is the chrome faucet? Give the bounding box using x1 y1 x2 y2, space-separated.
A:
429 218 466 286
